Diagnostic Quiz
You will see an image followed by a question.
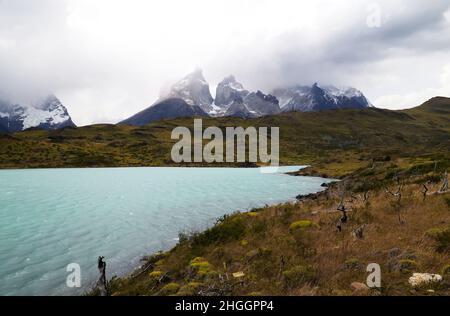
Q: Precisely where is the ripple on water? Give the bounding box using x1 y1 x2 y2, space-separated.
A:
0 166 332 295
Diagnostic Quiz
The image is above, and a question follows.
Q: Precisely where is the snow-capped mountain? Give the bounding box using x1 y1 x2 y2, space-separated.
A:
213 76 280 118
0 95 76 133
120 70 372 126
163 68 214 113
273 83 371 112
214 75 249 108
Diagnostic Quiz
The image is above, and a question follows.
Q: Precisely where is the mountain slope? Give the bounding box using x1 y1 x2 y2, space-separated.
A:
273 83 371 112
214 76 280 118
0 95 76 133
120 71 372 125
119 98 207 126
1 97 448 169
164 69 214 113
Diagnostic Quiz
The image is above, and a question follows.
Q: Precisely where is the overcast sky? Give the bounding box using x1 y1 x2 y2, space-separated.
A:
0 0 449 126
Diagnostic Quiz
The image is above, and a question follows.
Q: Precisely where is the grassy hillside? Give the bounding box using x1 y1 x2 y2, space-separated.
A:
82 97 450 296
0 97 449 171
105 172 450 296
1 97 448 296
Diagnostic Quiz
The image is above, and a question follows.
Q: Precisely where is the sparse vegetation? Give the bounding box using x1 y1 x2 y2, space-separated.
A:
101 155 449 296
2 97 449 296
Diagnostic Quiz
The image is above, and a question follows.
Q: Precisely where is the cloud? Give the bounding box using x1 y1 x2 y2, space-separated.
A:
0 0 449 125
374 62 450 109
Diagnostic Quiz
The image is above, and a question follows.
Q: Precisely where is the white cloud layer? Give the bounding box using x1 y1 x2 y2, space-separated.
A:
0 0 449 125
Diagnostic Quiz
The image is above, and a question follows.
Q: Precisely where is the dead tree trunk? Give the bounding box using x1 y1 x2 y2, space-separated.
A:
336 186 348 232
97 256 107 296
352 224 366 240
439 171 448 193
384 178 404 224
421 183 429 201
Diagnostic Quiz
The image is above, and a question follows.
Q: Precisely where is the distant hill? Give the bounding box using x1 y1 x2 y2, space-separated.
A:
0 97 448 169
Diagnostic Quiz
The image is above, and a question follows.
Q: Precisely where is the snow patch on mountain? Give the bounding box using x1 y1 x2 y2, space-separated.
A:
273 83 371 112
164 69 214 113
0 94 75 132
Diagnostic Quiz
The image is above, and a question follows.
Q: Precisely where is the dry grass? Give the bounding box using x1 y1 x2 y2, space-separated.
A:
107 169 450 296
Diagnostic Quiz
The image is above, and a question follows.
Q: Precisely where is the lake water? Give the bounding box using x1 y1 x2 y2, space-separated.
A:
0 166 331 296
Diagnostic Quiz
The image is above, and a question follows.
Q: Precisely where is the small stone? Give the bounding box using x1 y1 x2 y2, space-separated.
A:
351 282 369 292
233 271 245 278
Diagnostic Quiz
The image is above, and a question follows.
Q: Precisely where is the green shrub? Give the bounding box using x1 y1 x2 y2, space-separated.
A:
158 283 180 295
176 282 203 296
282 265 316 287
343 258 362 270
397 259 418 273
191 215 246 247
190 257 212 276
445 197 450 208
441 264 450 276
289 220 315 232
148 271 163 279
426 227 450 253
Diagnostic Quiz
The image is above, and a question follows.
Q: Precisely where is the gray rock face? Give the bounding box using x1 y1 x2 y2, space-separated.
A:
224 97 257 119
273 83 371 112
214 76 280 118
244 90 280 116
119 98 208 126
0 95 76 133
119 71 372 126
214 75 249 107
164 69 214 113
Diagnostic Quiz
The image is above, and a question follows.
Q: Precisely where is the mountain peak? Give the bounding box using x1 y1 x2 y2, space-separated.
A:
273 83 371 112
0 94 75 133
214 75 249 108
164 69 213 112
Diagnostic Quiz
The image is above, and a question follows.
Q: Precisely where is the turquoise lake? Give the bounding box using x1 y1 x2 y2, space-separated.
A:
0 166 331 296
